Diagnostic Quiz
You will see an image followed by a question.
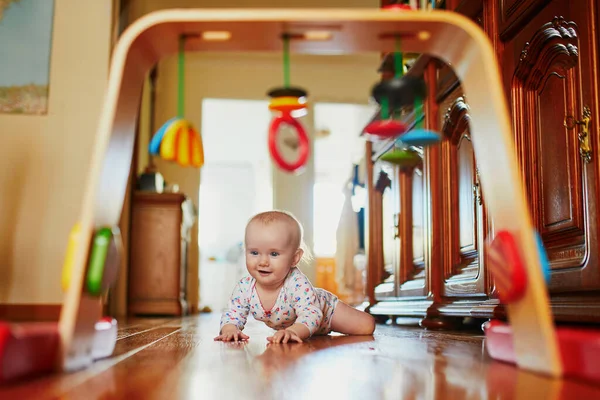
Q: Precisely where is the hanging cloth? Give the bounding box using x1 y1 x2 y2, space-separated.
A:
335 180 359 296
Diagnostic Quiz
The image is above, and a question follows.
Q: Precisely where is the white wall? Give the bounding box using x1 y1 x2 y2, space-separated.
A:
0 0 113 304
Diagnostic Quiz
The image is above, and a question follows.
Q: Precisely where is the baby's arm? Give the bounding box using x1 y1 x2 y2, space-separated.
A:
266 276 324 344
290 276 324 339
214 279 251 342
267 281 323 343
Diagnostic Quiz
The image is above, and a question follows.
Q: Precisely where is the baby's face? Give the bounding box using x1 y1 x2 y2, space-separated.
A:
245 220 301 289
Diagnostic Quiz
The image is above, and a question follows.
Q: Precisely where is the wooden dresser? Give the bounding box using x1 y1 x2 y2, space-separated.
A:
128 192 189 316
367 0 600 326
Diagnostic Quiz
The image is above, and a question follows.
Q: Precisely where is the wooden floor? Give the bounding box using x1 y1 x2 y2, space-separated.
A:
1 313 599 399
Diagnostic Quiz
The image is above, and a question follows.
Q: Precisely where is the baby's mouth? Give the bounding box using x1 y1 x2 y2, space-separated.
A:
258 269 272 276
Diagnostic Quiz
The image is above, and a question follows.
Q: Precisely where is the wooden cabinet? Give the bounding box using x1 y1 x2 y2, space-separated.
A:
367 0 600 324
439 91 489 299
128 192 189 316
502 0 600 319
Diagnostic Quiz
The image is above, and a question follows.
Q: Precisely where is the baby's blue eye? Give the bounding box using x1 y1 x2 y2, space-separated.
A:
250 251 258 256
270 252 279 257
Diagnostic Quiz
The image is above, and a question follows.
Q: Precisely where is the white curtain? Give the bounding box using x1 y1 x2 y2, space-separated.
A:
335 181 359 296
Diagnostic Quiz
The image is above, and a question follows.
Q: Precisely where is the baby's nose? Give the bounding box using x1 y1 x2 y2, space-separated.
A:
259 256 269 265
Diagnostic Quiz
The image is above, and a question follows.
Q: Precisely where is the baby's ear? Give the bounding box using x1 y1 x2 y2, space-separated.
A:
292 248 304 267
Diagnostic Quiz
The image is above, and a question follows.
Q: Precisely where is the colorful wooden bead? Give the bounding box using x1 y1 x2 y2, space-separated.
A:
86 227 121 296
486 230 528 304
398 129 442 146
380 148 422 168
534 231 551 285
61 223 82 292
364 120 408 138
371 76 427 109
382 3 414 11
268 96 308 113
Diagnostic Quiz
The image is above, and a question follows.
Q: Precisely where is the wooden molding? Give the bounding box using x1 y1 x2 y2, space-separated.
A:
514 16 579 88
511 15 590 279
442 96 471 143
0 304 62 322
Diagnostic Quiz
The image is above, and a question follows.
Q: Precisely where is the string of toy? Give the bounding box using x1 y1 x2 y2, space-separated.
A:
283 34 291 88
177 36 185 119
380 36 403 120
414 0 434 129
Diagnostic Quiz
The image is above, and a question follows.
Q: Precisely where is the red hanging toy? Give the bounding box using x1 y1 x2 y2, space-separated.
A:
266 34 310 174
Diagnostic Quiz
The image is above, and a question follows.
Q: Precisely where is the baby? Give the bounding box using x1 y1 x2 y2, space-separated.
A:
214 210 376 344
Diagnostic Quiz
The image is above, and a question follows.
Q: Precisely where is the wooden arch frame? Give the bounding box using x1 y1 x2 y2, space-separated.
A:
442 96 471 143
440 96 489 294
57 8 559 377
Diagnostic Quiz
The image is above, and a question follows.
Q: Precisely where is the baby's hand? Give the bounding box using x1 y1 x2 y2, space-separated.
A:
267 328 303 344
214 325 249 342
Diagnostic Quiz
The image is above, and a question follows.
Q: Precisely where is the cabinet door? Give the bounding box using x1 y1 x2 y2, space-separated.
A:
396 157 428 297
439 92 489 298
373 163 398 300
503 0 600 291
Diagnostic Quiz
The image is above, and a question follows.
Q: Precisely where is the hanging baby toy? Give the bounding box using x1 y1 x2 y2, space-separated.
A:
149 35 205 168
365 25 441 147
266 33 310 174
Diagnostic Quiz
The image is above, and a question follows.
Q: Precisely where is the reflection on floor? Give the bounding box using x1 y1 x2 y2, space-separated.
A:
1 313 599 399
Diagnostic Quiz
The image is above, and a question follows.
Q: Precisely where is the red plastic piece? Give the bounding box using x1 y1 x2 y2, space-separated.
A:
268 112 310 173
484 320 600 384
486 231 527 303
383 4 413 11
364 120 408 139
0 322 60 384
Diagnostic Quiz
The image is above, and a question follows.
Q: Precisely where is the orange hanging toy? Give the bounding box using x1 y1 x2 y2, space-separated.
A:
149 35 204 168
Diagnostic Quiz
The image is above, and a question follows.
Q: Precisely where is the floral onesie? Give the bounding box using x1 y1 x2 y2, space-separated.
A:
219 268 339 336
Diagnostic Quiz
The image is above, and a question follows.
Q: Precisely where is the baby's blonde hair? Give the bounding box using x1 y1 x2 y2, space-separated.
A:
245 210 313 266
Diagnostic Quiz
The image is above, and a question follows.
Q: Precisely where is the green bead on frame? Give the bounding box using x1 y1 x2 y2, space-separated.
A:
86 227 121 296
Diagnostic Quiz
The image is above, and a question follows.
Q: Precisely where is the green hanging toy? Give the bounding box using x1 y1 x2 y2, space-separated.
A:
365 31 441 147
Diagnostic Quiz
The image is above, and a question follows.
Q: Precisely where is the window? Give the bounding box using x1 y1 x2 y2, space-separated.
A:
312 102 376 257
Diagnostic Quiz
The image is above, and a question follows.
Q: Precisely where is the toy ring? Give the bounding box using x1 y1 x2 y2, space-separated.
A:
269 96 308 113
268 112 309 173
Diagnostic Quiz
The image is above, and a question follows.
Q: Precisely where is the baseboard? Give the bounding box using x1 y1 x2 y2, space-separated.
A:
0 304 62 322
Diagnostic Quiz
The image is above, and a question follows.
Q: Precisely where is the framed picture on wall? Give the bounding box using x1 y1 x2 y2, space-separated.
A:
0 0 55 115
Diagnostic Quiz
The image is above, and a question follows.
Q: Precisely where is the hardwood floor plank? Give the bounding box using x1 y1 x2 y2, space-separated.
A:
115 317 178 340
1 314 600 399
0 326 180 398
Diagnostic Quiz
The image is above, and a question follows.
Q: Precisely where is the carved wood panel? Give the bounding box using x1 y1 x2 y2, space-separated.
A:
438 89 489 297
505 1 600 291
498 0 552 41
